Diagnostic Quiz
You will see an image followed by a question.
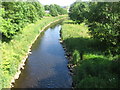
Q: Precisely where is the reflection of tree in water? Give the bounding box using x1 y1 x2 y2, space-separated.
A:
31 20 63 50
31 32 44 51
50 20 64 29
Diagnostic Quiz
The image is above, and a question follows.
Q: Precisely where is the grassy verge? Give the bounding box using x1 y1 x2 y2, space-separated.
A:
0 15 66 89
61 20 120 88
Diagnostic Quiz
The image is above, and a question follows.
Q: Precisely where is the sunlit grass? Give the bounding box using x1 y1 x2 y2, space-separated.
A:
62 20 90 39
61 20 119 88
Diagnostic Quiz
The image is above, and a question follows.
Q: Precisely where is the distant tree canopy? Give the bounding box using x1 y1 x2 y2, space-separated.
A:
44 4 67 16
69 2 88 23
69 2 120 56
1 1 45 41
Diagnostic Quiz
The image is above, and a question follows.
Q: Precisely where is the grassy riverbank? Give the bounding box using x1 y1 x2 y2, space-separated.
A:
0 16 66 89
61 20 120 88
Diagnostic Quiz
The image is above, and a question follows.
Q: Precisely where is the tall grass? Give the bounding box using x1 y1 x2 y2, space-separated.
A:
61 20 120 88
0 16 66 89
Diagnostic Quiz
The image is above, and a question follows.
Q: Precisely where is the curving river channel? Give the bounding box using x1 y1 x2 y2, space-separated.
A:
12 23 72 88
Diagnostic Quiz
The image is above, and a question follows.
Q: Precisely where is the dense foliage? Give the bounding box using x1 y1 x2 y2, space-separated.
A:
66 1 120 88
1 1 45 41
62 20 120 88
69 2 120 57
69 2 88 23
44 4 67 16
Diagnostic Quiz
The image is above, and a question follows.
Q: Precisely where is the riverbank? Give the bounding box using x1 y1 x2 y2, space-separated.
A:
0 16 67 89
61 20 119 88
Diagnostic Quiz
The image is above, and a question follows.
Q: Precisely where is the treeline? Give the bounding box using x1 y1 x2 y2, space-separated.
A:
1 1 67 42
69 2 120 57
44 4 67 16
1 1 45 41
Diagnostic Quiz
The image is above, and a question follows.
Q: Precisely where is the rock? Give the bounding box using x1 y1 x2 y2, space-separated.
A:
64 48 66 50
29 51 32 54
67 65 70 69
68 64 72 67
59 38 61 40
69 72 74 76
72 82 75 87
21 66 24 69
66 54 71 57
59 40 63 43
10 83 14 88
11 79 15 84
65 56 68 58
69 68 73 72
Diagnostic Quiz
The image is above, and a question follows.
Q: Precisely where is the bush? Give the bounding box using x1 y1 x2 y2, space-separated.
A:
74 57 118 88
72 50 80 65
76 75 118 88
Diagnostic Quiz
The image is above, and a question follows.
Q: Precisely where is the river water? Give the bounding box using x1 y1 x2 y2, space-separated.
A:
12 23 72 88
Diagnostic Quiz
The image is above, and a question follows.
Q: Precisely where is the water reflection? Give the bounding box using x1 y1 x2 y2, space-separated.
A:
12 24 72 88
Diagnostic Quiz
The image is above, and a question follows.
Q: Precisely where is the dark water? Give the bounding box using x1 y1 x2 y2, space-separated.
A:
13 24 72 88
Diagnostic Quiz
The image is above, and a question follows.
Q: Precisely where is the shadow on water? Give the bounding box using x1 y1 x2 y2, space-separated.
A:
12 21 72 88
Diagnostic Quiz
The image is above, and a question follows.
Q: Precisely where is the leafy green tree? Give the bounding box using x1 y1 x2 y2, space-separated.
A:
54 4 67 15
1 8 15 39
87 2 120 56
26 3 38 23
69 2 120 56
32 2 45 18
1 1 45 41
69 2 88 23
44 4 67 16
49 4 58 16
44 5 50 10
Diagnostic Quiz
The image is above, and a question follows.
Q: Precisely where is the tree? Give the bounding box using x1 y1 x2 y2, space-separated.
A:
44 5 50 10
32 2 45 18
49 4 58 16
69 2 88 23
69 2 120 56
87 2 120 56
44 4 67 16
1 1 45 41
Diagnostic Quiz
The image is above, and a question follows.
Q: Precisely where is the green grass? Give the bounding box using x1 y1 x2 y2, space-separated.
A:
61 20 120 88
0 15 66 89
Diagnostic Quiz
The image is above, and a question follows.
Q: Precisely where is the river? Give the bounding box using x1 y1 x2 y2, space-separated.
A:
12 23 72 88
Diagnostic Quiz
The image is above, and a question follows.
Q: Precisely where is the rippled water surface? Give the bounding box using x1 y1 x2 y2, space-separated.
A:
13 24 72 88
